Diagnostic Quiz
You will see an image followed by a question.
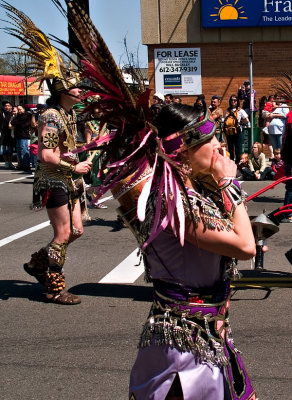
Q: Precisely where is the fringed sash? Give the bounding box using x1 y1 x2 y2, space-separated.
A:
139 279 257 400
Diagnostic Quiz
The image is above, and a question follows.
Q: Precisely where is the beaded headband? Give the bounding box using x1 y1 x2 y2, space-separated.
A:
162 113 216 155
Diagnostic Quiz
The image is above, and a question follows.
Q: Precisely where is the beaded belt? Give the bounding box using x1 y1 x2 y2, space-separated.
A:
139 279 257 400
140 279 231 366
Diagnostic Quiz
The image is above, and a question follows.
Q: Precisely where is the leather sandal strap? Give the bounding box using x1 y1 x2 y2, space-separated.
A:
46 290 81 305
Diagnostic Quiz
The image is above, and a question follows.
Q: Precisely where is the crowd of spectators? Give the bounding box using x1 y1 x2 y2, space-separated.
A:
2 88 291 184
0 101 46 171
149 86 292 222
150 85 290 182
2 87 291 223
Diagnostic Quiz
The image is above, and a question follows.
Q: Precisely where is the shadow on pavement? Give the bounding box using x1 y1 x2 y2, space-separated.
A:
231 286 273 301
5 269 290 303
251 196 283 203
0 279 44 302
84 218 125 232
238 269 292 279
0 280 153 303
71 282 153 302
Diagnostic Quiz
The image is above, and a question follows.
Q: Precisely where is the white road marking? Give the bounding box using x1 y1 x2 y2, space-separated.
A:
0 178 256 282
0 175 33 184
99 248 144 283
0 171 26 174
0 221 50 247
0 191 143 282
0 194 113 248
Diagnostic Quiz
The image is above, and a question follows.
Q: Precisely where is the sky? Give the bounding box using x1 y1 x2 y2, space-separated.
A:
0 0 148 67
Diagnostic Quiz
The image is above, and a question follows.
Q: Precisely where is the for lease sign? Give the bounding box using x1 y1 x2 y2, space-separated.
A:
154 48 202 96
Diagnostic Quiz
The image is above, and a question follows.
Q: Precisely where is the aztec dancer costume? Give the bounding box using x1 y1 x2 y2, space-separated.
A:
2 3 93 304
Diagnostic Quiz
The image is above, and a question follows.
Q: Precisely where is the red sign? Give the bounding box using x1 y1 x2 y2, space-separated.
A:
0 75 43 96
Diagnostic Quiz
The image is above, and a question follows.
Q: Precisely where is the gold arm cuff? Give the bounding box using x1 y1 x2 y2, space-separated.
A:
42 131 59 149
58 160 75 174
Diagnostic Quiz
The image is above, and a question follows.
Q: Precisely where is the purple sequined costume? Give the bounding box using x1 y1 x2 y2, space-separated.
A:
129 230 257 400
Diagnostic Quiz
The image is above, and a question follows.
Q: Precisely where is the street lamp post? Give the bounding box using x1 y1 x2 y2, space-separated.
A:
24 54 28 105
249 42 254 146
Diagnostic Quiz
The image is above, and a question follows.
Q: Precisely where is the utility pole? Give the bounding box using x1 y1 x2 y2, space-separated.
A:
24 54 28 105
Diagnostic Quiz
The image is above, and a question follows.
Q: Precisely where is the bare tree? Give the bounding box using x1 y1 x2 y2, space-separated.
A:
1 53 26 74
121 36 147 96
0 57 12 74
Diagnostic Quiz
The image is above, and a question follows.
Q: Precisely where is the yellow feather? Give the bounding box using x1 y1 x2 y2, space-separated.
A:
2 2 71 87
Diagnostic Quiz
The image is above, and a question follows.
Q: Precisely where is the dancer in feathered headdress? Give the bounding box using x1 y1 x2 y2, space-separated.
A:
1 1 95 305
48 1 259 398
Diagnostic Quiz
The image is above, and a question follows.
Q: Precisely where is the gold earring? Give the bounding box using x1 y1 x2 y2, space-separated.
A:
182 161 192 175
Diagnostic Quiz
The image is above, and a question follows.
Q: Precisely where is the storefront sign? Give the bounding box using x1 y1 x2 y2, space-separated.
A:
0 75 43 96
154 48 202 95
201 0 292 28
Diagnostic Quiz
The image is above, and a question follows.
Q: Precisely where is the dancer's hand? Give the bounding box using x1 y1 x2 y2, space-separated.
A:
262 245 269 253
211 150 237 181
75 161 92 174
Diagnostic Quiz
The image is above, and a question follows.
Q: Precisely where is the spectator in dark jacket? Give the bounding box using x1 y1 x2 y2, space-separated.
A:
238 80 257 120
10 105 32 171
0 101 15 169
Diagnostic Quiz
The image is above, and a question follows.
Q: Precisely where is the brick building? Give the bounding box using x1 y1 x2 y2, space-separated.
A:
140 0 292 113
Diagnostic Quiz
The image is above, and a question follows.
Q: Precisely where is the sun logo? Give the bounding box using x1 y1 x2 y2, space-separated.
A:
210 0 247 21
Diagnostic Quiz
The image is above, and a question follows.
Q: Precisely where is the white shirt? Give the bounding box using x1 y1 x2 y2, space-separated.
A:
230 108 248 124
268 104 288 135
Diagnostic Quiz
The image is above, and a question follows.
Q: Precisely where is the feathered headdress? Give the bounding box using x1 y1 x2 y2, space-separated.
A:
50 0 154 187
51 0 140 109
273 72 292 103
1 1 80 92
52 0 218 249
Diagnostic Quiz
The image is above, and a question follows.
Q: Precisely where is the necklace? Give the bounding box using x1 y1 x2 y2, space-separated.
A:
88 119 100 133
59 107 77 151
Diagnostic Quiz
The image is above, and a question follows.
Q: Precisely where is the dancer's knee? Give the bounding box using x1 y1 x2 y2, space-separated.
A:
70 225 83 241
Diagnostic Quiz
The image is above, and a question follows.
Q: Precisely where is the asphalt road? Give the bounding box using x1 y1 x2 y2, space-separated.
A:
0 165 292 400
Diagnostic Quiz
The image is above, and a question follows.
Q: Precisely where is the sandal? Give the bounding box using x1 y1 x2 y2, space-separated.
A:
23 263 47 285
46 290 81 305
